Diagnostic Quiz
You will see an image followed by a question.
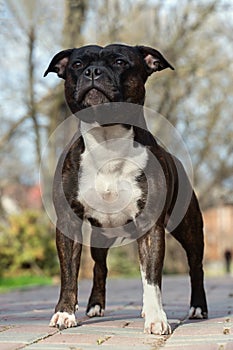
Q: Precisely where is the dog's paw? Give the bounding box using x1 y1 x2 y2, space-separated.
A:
86 304 104 318
49 312 77 330
144 311 171 335
189 306 208 319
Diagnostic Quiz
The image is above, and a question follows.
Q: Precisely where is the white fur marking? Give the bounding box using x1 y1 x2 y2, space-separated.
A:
140 266 171 335
49 312 77 329
189 306 203 319
78 123 148 228
87 305 104 317
81 219 92 246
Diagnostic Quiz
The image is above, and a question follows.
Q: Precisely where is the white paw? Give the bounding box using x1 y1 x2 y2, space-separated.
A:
140 269 171 335
189 306 203 319
49 312 77 329
144 309 171 335
87 305 104 317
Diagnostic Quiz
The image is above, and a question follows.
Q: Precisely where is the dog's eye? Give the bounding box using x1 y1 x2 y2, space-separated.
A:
115 59 126 66
72 60 83 69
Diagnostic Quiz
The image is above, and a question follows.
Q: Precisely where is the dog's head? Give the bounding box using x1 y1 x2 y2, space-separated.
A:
44 44 174 113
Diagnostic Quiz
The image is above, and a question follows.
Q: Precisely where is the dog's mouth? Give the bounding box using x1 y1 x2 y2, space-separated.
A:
82 88 111 107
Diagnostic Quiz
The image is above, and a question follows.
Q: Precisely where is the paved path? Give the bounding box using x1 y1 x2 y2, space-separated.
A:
0 276 232 350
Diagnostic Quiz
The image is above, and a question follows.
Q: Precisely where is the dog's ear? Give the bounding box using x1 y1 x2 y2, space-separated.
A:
137 46 174 74
44 49 73 79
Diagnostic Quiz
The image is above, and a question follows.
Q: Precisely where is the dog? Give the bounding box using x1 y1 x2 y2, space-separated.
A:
44 44 208 335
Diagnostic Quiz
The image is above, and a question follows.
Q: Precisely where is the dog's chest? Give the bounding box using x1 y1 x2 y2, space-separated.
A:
77 124 148 227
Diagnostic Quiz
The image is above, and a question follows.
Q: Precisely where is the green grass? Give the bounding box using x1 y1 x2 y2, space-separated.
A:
0 275 53 293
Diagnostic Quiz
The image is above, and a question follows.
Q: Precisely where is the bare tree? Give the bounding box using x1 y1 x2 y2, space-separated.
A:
1 0 88 172
2 0 232 211
88 0 233 209
63 0 87 47
3 1 42 166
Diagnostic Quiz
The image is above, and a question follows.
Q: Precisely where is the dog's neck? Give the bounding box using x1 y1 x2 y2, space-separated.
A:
80 122 134 151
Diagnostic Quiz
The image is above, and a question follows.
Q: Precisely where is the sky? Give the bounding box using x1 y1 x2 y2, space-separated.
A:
0 0 232 192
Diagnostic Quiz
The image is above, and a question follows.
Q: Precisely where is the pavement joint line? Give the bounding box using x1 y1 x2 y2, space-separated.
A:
1 277 233 349
14 328 60 350
0 325 13 333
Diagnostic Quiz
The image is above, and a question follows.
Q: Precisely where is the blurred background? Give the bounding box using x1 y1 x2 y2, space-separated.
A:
0 0 232 291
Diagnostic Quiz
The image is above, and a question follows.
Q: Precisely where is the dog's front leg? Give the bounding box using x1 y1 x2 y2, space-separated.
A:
86 247 108 317
138 225 171 335
49 227 82 330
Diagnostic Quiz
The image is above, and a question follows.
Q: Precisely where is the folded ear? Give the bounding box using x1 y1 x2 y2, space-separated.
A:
137 46 174 74
44 49 73 79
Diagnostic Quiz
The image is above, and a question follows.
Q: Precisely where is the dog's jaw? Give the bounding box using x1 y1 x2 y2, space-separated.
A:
82 88 111 107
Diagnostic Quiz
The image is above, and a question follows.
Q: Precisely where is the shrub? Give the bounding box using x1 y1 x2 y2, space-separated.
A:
0 210 58 277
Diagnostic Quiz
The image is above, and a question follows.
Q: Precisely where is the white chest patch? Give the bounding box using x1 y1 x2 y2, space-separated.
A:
77 123 148 228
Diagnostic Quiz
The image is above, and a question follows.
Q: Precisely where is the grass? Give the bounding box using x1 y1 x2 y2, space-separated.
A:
0 275 53 293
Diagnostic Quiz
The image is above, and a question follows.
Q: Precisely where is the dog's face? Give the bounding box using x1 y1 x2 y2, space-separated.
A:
44 44 174 113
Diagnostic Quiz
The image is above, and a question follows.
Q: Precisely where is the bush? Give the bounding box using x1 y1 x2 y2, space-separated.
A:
0 210 189 280
0 210 58 277
108 243 140 277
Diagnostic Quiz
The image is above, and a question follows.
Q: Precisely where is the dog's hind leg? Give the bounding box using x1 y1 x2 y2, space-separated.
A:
86 247 108 317
170 192 208 319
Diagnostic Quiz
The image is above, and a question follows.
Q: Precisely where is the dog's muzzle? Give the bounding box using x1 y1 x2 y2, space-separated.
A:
74 65 120 107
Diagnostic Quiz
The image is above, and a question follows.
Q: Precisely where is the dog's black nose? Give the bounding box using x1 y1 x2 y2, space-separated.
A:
84 66 102 80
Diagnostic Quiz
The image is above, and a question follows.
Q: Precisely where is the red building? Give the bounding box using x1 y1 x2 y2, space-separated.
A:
203 204 233 262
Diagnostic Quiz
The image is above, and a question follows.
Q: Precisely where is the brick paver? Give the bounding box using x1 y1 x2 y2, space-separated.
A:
0 276 232 349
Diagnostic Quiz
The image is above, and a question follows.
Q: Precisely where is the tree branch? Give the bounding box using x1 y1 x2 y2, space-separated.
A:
0 115 30 150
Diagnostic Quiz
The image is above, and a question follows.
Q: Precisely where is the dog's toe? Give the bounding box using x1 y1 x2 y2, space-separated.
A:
49 312 77 329
144 320 171 335
189 306 208 319
144 309 171 335
86 304 104 317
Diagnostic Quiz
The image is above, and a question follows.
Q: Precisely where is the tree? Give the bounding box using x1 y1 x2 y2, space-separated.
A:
1 0 232 236
0 0 64 180
0 0 88 193
80 0 233 272
2 0 232 209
